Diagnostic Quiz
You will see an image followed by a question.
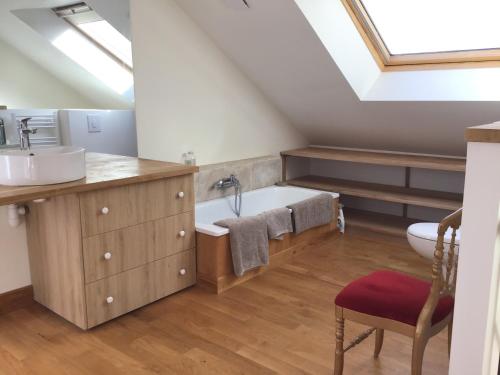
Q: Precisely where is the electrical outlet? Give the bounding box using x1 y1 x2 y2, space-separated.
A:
87 115 102 133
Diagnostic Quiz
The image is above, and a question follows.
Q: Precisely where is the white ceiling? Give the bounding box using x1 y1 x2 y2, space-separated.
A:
177 0 500 156
0 0 132 109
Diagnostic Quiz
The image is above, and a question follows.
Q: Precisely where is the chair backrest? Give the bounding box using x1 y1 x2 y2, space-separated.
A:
417 208 462 331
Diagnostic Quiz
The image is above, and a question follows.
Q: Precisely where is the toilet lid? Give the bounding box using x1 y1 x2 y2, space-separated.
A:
407 223 461 245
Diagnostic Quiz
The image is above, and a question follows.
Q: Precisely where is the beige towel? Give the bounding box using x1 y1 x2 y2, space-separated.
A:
260 207 293 240
287 193 333 234
215 216 269 277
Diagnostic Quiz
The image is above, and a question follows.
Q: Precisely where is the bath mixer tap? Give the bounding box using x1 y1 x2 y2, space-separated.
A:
214 174 240 189
18 118 37 151
214 174 242 217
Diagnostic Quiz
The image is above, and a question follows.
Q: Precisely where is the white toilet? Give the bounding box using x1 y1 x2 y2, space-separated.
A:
407 223 460 260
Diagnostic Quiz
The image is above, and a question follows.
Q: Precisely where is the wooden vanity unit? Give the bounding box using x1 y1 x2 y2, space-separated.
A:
0 153 198 329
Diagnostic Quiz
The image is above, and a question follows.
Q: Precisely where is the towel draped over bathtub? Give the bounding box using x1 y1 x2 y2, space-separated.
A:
259 207 293 240
287 193 333 234
215 216 269 277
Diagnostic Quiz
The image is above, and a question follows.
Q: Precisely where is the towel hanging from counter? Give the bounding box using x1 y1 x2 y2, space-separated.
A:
215 216 269 277
287 193 333 234
259 207 293 240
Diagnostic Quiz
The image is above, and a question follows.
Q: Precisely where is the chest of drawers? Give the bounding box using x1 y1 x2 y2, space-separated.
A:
25 173 196 329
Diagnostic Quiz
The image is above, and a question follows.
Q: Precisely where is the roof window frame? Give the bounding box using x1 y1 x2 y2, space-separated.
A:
53 2 132 72
342 0 500 71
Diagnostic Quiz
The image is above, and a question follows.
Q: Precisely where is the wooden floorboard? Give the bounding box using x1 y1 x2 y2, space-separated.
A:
0 228 449 374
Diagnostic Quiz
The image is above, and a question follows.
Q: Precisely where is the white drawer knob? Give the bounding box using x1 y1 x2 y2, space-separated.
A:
177 191 185 198
104 252 112 260
179 268 187 276
101 207 110 215
106 296 114 304
179 230 186 238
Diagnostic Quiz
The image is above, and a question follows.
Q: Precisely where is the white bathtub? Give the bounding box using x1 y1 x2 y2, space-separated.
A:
195 185 340 237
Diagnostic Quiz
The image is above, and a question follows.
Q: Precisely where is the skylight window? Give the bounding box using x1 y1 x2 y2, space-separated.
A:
343 0 500 68
53 29 133 94
52 2 133 94
77 21 133 67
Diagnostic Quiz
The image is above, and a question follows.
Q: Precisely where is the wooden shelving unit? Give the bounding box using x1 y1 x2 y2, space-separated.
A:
281 147 466 173
286 175 462 211
281 147 466 235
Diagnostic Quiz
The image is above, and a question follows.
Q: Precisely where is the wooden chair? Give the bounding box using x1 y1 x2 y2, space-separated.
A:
334 208 462 375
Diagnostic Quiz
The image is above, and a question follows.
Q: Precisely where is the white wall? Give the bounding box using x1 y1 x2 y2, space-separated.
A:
12 6 135 107
177 0 500 157
0 0 134 111
59 110 138 157
130 0 306 165
0 208 30 294
450 140 500 374
0 38 98 109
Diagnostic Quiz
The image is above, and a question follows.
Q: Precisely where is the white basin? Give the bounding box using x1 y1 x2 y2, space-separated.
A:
0 146 86 186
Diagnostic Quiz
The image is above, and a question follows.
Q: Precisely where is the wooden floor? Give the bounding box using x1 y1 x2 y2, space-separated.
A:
0 229 449 374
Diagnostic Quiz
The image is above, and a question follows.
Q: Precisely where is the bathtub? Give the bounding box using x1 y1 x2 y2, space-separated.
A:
195 185 340 236
195 185 340 293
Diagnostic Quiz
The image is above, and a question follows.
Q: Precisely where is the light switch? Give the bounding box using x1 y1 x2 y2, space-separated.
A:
87 115 102 133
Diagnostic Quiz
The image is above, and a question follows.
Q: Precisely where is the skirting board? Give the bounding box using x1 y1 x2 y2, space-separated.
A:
0 285 33 315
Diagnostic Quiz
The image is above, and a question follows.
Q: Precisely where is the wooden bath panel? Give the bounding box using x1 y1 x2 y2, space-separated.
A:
197 198 339 293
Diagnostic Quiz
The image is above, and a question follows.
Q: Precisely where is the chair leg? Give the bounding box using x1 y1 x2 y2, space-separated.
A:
334 316 345 375
448 319 453 358
411 335 428 375
374 328 384 358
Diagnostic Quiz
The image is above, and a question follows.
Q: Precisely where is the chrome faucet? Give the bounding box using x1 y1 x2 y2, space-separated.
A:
214 174 240 190
214 174 243 217
18 118 37 151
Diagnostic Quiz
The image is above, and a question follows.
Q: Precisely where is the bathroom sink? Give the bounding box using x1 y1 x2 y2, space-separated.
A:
0 146 86 186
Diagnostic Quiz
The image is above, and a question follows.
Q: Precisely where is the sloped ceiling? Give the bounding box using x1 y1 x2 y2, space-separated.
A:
0 0 132 109
177 0 500 156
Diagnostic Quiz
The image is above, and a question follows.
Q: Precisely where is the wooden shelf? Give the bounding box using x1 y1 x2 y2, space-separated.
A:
343 208 422 237
281 147 466 172
280 147 464 215
287 175 463 211
466 122 500 143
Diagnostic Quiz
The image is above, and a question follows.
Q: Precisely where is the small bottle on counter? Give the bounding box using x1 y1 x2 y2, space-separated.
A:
183 151 196 166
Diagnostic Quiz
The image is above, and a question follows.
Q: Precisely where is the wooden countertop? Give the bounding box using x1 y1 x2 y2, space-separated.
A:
466 122 500 143
0 153 198 206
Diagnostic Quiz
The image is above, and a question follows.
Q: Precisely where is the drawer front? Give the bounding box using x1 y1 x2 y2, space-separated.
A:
83 212 195 283
153 248 197 299
156 211 196 259
80 174 194 237
86 249 196 328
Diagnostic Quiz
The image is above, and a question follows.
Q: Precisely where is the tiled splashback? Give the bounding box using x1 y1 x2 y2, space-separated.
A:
195 155 281 202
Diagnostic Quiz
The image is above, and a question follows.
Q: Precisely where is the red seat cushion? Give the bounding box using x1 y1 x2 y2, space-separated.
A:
335 270 454 326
